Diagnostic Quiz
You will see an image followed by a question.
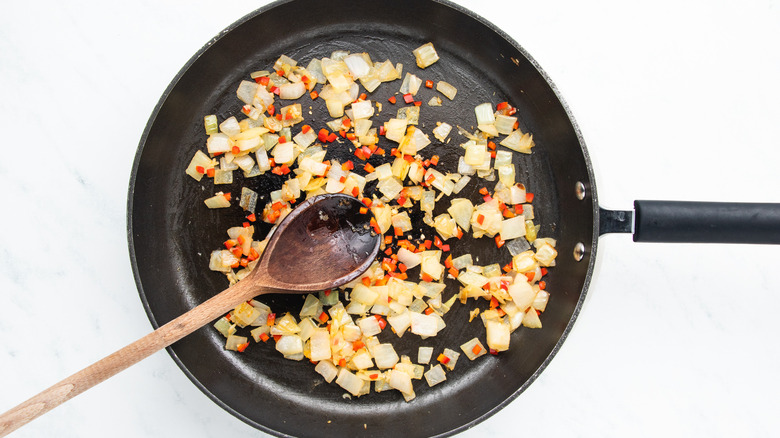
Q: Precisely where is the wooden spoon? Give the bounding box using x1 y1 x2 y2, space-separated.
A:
0 193 381 436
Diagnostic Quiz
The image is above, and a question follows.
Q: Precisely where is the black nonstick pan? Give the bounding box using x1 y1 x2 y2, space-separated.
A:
128 0 780 437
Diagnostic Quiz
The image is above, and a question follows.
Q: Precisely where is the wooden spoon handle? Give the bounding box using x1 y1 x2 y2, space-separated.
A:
0 279 264 437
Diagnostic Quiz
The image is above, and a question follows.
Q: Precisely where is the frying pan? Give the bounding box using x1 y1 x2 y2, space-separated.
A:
128 0 780 437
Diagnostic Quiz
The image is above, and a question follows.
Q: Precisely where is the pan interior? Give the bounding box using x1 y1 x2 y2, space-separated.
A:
129 0 596 436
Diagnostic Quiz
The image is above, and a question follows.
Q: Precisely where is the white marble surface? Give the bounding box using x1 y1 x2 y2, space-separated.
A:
1 1 779 437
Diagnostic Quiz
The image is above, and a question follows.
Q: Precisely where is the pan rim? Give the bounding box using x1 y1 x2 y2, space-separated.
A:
126 0 600 436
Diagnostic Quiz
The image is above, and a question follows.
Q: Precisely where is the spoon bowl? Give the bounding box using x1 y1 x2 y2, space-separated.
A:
0 194 381 437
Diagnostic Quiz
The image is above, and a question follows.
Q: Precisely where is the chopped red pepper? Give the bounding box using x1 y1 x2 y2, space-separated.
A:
448 267 459 278
258 76 270 86
369 217 381 234
437 353 450 364
327 132 338 143
231 146 240 155
476 214 485 225
425 79 434 88
495 235 505 248
318 128 329 143
310 90 319 100
403 93 414 104
364 163 375 173
206 167 215 178
430 155 439 166
421 273 434 282
266 313 276 326
318 311 329 324
388 95 397 104
259 332 270 342
195 165 205 174
472 344 483 355
374 315 387 330
526 192 535 203
496 101 509 111
361 277 371 287
359 207 368 214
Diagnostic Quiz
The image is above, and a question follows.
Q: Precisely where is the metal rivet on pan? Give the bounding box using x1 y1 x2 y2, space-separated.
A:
573 242 586 261
575 181 586 200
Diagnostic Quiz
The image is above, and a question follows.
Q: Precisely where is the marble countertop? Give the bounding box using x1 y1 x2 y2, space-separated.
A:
1 1 779 437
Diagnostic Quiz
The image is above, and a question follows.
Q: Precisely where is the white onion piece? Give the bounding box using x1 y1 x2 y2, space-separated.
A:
326 98 345 118
464 142 487 166
436 81 457 100
432 122 452 142
388 369 414 396
336 368 365 396
410 312 440 337
500 215 527 241
219 116 241 137
460 337 487 360
495 114 517 135
396 247 421 269
204 193 231 209
305 58 327 84
309 328 331 362
522 308 542 328
534 242 558 267
315 360 338 383
507 279 536 311
413 42 439 68
357 315 382 337
386 309 411 337
350 349 374 370
485 319 510 352
373 344 400 369
236 80 259 104
275 335 303 356
344 53 371 78
533 290 550 312
474 103 495 125
207 133 232 154
424 364 447 387
384 118 407 143
293 129 317 148
351 100 374 120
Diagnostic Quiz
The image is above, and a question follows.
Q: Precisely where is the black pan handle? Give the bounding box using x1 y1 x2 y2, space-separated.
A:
600 200 780 244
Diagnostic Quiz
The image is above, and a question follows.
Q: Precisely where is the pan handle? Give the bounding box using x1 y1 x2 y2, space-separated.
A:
599 200 780 244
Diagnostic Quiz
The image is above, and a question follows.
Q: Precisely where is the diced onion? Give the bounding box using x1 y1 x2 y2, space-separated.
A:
424 364 447 387
412 42 439 69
